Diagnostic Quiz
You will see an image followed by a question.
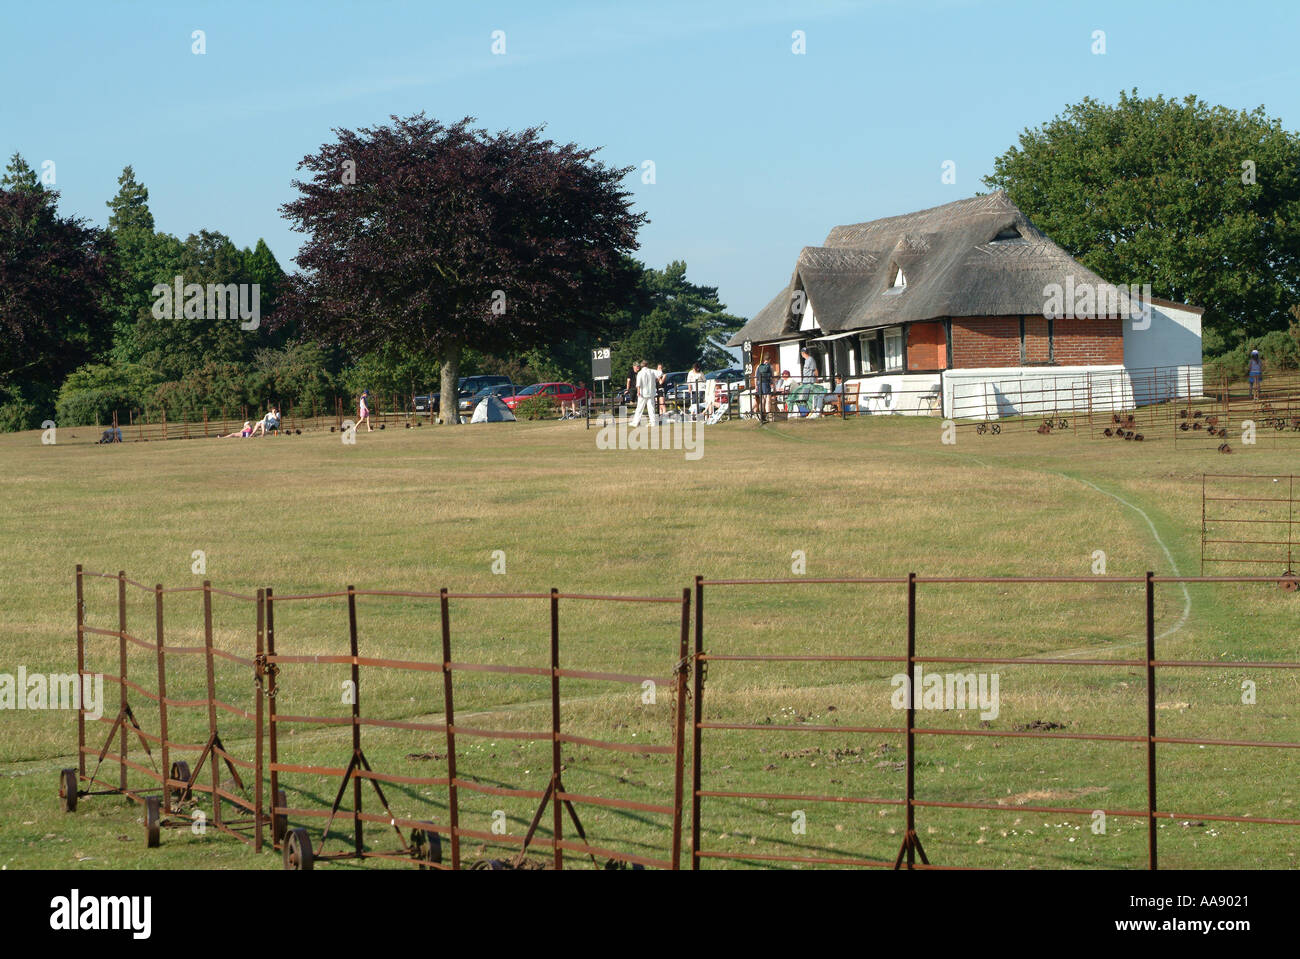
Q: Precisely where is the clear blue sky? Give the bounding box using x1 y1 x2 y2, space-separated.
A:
3 0 1297 320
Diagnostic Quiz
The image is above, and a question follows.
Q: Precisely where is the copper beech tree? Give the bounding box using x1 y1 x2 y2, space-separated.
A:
280 114 645 423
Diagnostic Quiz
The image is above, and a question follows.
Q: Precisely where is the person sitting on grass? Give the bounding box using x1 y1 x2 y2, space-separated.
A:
249 407 281 437
221 421 253 438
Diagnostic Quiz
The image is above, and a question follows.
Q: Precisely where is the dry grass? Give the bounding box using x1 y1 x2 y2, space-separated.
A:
1 414 1298 868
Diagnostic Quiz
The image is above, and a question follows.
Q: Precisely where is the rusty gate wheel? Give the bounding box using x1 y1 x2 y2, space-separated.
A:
59 768 78 813
1279 571 1299 592
272 789 288 844
283 828 313 870
169 761 191 804
145 796 161 848
412 822 442 869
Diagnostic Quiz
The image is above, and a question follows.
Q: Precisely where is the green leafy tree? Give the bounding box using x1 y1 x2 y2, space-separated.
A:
106 165 153 233
128 230 272 379
0 181 114 429
340 344 442 411
103 167 185 365
280 114 645 424
56 361 164 425
610 261 743 379
1 153 43 194
984 90 1300 346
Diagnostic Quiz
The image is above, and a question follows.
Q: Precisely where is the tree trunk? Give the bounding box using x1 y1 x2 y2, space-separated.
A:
439 340 463 425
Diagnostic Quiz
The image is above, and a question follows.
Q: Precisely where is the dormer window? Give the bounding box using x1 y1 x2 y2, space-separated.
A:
884 264 906 294
991 225 1023 242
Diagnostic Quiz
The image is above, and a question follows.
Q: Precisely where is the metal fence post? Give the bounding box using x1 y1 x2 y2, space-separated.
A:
905 572 917 869
266 588 280 844
691 575 705 870
439 588 460 869
155 585 169 815
549 588 563 870
118 570 127 793
1146 570 1157 870
254 588 265 853
346 586 363 858
203 581 219 828
671 587 691 870
75 566 86 779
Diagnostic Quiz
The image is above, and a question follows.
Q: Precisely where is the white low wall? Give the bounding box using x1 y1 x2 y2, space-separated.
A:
844 374 943 415
944 365 1203 420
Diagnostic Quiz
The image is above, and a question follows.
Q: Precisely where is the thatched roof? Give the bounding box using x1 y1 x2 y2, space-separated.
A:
728 191 1121 347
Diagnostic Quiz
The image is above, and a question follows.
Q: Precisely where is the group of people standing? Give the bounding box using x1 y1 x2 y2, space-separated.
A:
625 360 714 427
753 348 845 422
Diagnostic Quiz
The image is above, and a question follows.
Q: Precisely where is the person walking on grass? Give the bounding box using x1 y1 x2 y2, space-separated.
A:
629 359 660 428
1248 350 1264 400
359 390 373 431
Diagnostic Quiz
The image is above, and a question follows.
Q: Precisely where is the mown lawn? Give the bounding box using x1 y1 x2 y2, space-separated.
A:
1 413 1297 869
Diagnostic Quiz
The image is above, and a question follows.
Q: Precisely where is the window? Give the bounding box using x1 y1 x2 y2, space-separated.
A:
884 328 904 371
833 337 854 378
860 332 883 373
884 264 906 294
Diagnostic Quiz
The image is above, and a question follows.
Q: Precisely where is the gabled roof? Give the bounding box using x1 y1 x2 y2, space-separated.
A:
729 191 1125 347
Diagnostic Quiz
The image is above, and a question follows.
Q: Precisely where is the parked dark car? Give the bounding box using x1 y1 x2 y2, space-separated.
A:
412 393 440 414
459 374 512 397
459 383 519 415
706 367 745 388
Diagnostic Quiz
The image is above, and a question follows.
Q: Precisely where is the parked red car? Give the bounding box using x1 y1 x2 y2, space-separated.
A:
502 382 590 411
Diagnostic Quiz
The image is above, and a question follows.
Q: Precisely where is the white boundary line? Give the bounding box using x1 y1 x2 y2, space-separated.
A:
1059 474 1192 649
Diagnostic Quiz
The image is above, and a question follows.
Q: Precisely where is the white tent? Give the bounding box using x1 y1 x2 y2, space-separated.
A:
470 395 517 423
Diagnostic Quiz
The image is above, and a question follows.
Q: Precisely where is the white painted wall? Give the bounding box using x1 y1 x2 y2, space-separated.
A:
1123 302 1203 405
844 374 943 415
779 342 802 377
943 365 1203 420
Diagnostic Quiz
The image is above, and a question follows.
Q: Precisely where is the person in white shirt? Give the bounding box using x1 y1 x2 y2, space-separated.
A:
629 359 660 427
686 364 707 417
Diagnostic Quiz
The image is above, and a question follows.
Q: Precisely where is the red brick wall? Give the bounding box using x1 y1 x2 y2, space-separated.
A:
950 316 1123 368
1024 317 1051 363
1053 318 1124 365
950 317 1021 367
907 321 947 370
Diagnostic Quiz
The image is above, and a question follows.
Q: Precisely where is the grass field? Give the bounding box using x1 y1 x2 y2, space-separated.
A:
2 412 1298 869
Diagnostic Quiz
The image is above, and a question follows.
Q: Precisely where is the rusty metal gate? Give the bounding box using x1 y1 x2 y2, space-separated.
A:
264 586 690 869
69 567 272 848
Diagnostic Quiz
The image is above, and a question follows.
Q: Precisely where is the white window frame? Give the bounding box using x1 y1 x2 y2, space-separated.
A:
884 327 904 372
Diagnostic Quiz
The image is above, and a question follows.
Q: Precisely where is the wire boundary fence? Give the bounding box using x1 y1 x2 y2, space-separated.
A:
690 572 1300 871
1201 474 1300 579
72 567 689 870
70 566 1300 869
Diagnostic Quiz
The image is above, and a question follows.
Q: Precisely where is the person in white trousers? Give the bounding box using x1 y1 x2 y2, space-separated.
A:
629 359 660 427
